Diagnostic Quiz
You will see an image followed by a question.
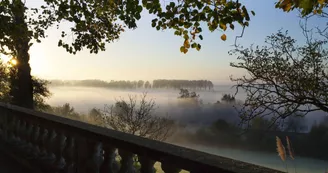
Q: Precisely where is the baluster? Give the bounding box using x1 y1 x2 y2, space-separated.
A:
13 119 25 148
21 123 34 155
38 128 49 158
19 120 26 143
118 150 135 173
0 108 4 136
86 141 104 173
2 108 9 141
40 129 57 170
76 136 88 173
64 136 76 173
26 123 34 144
52 132 67 173
30 125 41 158
7 115 17 142
161 162 181 173
13 118 21 143
100 145 119 173
139 156 156 173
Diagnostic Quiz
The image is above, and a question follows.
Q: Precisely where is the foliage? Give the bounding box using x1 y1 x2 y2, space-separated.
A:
275 0 328 17
144 81 152 89
137 80 145 88
101 93 175 141
282 116 308 133
0 59 51 110
50 79 148 89
221 94 236 103
0 60 11 102
153 79 213 90
144 0 254 53
50 79 214 90
178 88 199 98
0 0 254 55
0 0 255 108
230 28 328 126
176 116 328 160
49 103 81 120
32 77 52 111
88 108 104 125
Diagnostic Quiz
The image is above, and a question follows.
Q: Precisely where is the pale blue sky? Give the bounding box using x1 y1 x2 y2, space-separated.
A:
2 0 323 84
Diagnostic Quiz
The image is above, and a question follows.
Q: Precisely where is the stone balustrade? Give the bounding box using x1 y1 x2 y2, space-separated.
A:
0 102 283 173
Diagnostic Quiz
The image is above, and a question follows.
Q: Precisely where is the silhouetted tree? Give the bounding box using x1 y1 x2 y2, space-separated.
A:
137 80 145 88
0 59 51 111
231 23 328 127
101 94 175 141
144 81 151 89
152 79 214 90
88 108 104 125
50 103 80 120
282 116 308 133
178 88 199 99
221 94 236 103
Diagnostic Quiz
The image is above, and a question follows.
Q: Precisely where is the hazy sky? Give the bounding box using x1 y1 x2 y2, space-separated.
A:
0 0 323 84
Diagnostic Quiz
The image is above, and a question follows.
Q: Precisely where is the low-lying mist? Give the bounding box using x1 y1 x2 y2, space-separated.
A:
47 86 326 131
46 86 328 172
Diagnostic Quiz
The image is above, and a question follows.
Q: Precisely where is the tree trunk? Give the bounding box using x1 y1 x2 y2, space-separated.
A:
10 0 34 109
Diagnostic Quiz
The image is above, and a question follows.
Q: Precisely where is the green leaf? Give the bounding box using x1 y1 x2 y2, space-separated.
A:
220 23 227 31
196 44 201 51
251 10 255 16
180 46 188 54
174 30 181 35
199 35 203 40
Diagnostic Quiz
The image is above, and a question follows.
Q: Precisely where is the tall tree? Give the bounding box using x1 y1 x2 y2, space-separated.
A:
230 24 328 127
0 59 51 110
0 0 253 109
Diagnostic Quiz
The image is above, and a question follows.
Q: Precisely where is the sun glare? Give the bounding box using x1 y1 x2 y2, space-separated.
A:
10 59 18 66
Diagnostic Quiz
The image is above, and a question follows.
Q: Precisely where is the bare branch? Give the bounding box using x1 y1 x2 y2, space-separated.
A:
230 23 328 128
101 93 176 141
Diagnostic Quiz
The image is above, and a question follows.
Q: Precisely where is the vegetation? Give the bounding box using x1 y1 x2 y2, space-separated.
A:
1 0 325 109
230 23 328 127
178 88 199 99
45 95 176 142
50 79 152 89
100 94 176 141
0 0 255 109
49 79 214 90
152 79 214 90
0 59 51 111
221 94 236 103
174 115 328 161
275 0 328 16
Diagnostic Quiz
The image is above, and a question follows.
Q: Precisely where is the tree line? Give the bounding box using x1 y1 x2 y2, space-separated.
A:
50 80 152 89
172 114 328 161
49 79 214 90
152 79 214 90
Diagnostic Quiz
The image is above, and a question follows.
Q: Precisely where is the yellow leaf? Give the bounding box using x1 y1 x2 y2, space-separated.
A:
184 39 190 48
313 9 317 14
284 3 292 11
221 34 227 41
220 23 227 31
318 0 325 5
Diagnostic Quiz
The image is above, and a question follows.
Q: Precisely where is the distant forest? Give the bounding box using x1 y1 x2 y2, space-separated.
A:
49 79 214 90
